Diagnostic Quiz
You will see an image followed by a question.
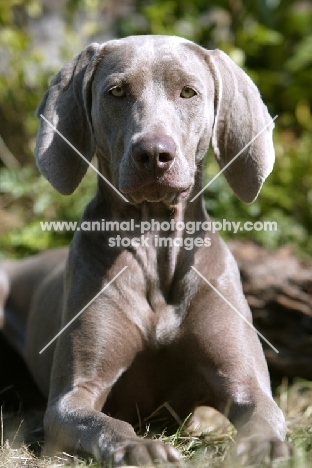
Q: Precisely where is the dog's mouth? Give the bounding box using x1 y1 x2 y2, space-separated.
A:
118 155 194 204
121 181 192 204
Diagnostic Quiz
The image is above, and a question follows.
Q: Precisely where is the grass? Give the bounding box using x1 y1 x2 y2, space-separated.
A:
0 379 311 467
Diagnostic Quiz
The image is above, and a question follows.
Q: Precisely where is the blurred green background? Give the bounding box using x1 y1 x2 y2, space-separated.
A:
0 0 311 258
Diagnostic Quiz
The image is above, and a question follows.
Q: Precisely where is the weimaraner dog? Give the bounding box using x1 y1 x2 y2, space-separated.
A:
0 35 290 465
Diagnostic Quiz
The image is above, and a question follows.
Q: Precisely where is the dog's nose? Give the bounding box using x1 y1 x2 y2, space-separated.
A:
131 135 176 175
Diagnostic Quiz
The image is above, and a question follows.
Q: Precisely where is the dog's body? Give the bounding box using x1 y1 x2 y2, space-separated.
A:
0 35 289 465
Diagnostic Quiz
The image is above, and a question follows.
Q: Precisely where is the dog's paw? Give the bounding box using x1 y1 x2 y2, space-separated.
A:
112 439 180 466
231 436 291 465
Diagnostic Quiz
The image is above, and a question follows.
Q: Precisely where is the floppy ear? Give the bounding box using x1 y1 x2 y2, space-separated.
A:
35 43 101 194
206 49 275 203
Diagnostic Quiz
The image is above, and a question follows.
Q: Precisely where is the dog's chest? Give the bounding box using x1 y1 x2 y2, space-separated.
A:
125 284 184 347
150 299 183 346
130 241 186 345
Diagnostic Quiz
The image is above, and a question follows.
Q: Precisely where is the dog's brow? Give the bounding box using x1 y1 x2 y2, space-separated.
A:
103 74 126 91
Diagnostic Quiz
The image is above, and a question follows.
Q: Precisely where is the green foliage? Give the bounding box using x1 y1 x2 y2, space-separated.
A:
0 165 96 257
0 2 51 162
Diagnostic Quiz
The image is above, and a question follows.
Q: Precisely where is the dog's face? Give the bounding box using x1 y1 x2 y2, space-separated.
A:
90 36 214 204
35 35 275 205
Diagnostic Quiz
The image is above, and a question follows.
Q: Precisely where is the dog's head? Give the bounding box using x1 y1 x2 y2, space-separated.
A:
35 35 274 205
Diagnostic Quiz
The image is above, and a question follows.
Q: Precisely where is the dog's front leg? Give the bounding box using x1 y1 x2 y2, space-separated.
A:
187 304 290 462
44 389 179 465
44 388 137 458
187 256 290 463
42 292 180 466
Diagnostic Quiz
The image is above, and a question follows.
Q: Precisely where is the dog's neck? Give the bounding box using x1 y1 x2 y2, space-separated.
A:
87 164 208 295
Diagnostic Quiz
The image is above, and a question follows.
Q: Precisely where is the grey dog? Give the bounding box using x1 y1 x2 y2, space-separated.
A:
0 35 290 465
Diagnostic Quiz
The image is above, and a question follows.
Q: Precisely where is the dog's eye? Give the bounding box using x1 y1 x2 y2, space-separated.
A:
180 87 197 98
110 86 125 97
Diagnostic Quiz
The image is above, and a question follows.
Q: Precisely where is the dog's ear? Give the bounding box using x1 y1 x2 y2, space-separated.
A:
35 43 101 194
206 50 275 203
